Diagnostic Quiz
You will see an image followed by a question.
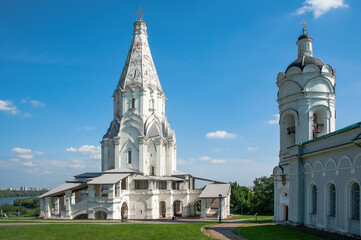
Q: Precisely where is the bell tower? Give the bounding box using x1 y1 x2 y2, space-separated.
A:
277 21 336 163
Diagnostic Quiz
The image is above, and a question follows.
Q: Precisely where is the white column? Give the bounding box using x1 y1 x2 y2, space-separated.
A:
45 197 51 218
108 184 115 200
65 190 72 219
88 185 95 198
54 198 59 215
200 199 206 218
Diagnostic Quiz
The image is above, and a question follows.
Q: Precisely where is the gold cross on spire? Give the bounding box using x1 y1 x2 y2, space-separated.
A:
136 5 146 20
300 19 308 34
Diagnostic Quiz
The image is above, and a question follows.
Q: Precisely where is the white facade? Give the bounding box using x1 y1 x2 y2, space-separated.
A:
39 19 231 220
273 28 361 237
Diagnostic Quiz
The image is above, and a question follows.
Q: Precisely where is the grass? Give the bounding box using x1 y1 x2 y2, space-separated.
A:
237 224 326 240
0 223 212 240
229 214 273 221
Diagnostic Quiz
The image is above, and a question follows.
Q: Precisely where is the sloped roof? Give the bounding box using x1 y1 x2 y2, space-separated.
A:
103 167 141 174
199 184 231 199
39 183 83 198
74 172 102 179
87 173 129 185
133 175 152 180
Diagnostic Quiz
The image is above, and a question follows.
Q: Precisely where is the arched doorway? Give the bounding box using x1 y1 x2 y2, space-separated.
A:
173 200 182 217
94 211 107 219
159 201 166 218
194 200 201 216
121 202 128 220
73 213 88 219
284 205 288 221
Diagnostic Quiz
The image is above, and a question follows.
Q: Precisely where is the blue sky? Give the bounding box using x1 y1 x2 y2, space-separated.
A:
1 0 360 188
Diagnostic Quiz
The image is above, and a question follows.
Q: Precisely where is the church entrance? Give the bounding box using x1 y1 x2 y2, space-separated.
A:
284 205 288 221
173 200 182 217
94 211 107 219
121 202 128 220
159 201 166 218
194 200 201 216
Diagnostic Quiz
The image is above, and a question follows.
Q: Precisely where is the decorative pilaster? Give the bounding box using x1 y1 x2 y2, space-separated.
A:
113 137 121 168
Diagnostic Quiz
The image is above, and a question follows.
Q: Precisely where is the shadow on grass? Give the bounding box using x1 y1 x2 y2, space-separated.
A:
237 224 326 240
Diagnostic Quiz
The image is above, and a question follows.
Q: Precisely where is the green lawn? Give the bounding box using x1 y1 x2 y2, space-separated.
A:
238 224 326 240
0 223 212 240
229 214 273 221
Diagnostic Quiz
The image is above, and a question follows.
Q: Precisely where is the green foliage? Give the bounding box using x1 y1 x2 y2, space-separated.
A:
0 203 28 215
250 176 274 215
230 182 252 214
14 198 40 209
230 175 274 215
0 190 47 199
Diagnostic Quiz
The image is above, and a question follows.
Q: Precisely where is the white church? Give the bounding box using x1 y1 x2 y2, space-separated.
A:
273 25 361 237
39 18 231 220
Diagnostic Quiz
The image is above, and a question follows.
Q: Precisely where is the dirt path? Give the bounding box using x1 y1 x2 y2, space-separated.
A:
202 223 247 240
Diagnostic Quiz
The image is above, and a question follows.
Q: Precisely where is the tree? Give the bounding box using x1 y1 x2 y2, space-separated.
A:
250 175 274 215
230 182 252 214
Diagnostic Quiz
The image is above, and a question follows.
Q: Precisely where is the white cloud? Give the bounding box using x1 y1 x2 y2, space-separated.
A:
8 158 19 162
29 100 45 107
12 147 31 154
206 131 237 139
267 114 279 125
247 147 259 152
200 156 211 161
0 100 19 114
17 154 34 159
295 0 348 18
23 112 32 117
41 170 52 175
23 161 36 167
212 159 226 164
65 145 101 160
177 159 186 165
35 151 44 155
69 160 86 169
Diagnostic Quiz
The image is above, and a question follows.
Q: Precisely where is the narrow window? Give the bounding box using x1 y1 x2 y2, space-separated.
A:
329 184 336 217
151 166 155 176
131 98 136 109
311 185 317 214
351 182 360 220
128 150 132 164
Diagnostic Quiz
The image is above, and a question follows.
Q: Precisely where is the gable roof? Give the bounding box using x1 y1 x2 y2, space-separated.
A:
199 183 231 199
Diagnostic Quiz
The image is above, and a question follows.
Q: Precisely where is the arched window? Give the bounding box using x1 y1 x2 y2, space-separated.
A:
128 150 132 164
131 98 136 109
311 185 317 214
351 182 360 220
328 184 336 217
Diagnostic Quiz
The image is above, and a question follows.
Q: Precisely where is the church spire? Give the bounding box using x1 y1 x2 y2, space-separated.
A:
116 14 163 92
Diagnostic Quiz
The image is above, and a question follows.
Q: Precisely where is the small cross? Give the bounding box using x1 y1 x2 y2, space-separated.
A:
136 6 146 20
300 19 308 34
